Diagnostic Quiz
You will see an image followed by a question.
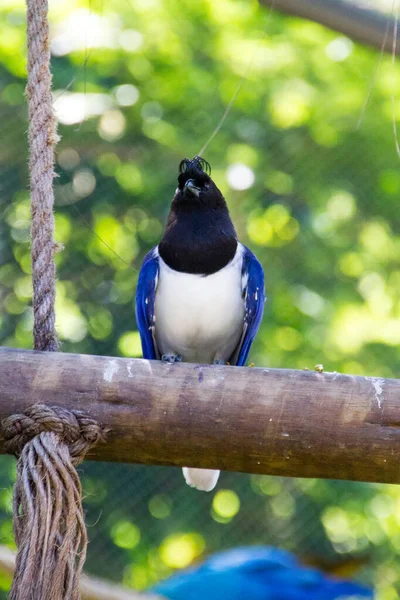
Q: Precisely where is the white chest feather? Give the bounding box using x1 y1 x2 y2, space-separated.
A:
154 245 245 363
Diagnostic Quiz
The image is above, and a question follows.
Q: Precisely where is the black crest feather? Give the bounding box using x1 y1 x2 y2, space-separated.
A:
160 155 237 274
177 156 212 190
179 155 211 175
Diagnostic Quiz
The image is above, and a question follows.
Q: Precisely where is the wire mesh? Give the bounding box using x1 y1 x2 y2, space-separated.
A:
0 0 400 597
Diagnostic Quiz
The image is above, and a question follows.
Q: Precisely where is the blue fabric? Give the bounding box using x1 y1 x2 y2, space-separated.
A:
152 547 373 600
236 247 265 366
135 248 159 359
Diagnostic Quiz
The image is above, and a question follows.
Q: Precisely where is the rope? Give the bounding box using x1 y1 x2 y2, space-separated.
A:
2 405 106 600
26 0 59 352
1 2 109 598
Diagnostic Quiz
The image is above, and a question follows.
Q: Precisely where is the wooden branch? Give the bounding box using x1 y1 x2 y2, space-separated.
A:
1 347 400 484
0 545 163 600
260 0 399 55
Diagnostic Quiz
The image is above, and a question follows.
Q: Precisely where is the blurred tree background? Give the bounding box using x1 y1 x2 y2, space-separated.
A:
1 0 400 597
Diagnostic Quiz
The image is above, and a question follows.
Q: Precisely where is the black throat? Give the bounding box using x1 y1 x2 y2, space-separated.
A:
158 202 238 276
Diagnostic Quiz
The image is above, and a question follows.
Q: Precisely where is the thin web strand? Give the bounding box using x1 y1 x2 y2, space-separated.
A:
75 0 94 132
53 0 99 106
198 0 276 156
68 202 131 267
54 0 133 268
53 51 93 106
355 16 391 130
391 0 400 158
57 0 277 268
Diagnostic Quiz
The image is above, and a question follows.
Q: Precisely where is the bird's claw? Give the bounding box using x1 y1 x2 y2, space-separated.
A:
162 354 183 363
213 359 227 365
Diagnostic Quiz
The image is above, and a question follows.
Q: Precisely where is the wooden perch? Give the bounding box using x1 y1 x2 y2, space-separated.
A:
0 545 163 600
1 347 400 484
260 0 399 55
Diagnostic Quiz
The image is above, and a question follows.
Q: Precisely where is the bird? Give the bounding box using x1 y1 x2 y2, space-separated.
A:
136 156 265 492
150 546 374 600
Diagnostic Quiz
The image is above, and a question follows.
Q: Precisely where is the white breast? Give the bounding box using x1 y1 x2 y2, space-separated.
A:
154 244 245 364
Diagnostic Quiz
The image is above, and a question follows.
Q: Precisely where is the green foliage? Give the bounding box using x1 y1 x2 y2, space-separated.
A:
0 0 399 598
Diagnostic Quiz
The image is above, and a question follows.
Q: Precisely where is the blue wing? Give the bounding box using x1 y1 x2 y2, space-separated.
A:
135 248 159 360
151 546 373 600
232 246 265 367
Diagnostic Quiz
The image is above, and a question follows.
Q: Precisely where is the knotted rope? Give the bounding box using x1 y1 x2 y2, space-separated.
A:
27 0 58 352
3 405 106 600
1 0 108 598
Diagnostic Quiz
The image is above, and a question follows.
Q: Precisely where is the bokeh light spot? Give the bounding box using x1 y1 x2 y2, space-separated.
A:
111 521 141 550
160 533 205 569
212 489 240 519
118 331 142 357
226 164 255 190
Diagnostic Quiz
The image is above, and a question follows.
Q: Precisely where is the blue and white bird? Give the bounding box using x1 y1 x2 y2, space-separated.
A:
136 156 265 492
151 546 373 600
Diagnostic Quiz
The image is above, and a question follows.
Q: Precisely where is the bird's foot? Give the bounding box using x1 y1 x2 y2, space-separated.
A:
214 359 228 365
162 354 183 363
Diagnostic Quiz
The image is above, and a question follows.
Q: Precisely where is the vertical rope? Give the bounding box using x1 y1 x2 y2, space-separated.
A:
26 0 59 351
0 2 109 598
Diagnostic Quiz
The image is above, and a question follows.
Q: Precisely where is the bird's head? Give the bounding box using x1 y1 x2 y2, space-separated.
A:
175 156 225 208
160 155 237 273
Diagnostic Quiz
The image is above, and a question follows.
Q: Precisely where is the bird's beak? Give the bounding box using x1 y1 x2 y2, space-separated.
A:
184 179 201 197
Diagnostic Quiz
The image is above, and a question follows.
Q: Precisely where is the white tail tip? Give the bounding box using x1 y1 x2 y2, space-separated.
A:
182 468 220 492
